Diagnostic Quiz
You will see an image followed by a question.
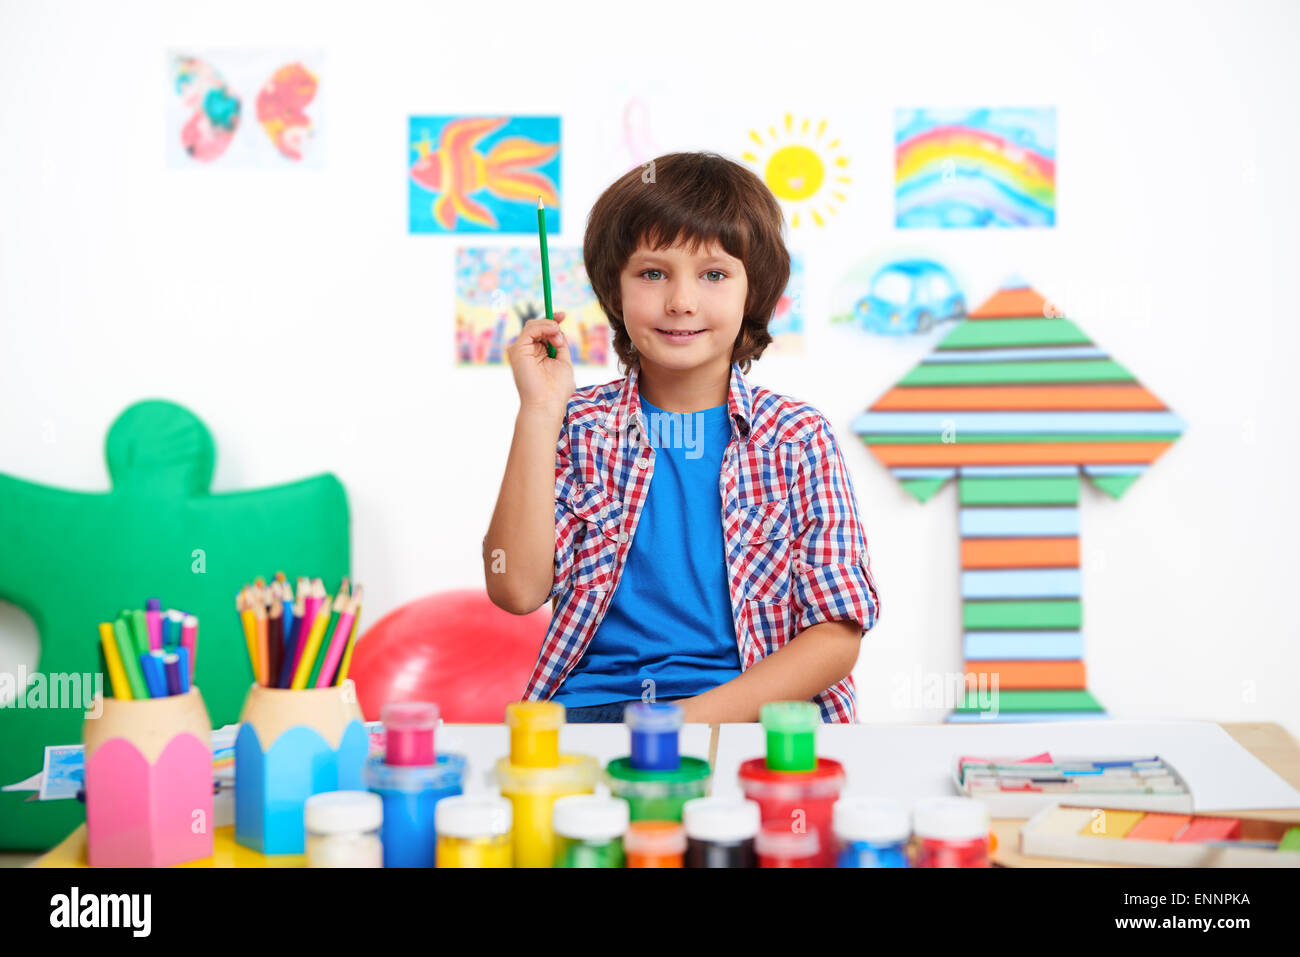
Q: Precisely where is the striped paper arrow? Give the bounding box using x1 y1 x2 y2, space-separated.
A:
854 283 1186 722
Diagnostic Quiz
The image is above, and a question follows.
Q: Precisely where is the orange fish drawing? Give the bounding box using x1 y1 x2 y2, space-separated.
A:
410 117 559 230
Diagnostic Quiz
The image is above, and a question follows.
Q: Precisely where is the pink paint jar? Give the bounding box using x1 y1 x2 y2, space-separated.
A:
913 797 991 868
382 701 438 767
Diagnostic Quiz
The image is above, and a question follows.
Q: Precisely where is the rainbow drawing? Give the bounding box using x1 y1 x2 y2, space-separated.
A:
895 108 1056 228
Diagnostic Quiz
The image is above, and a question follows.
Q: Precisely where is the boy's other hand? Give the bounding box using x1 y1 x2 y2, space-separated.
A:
509 312 575 418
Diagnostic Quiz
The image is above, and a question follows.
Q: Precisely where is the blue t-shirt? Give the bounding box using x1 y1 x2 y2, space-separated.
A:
552 395 742 707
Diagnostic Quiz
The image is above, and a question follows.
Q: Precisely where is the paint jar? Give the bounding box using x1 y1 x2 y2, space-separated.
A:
624 820 687 868
436 794 513 868
304 790 383 868
834 797 910 868
234 681 369 855
755 822 821 868
624 702 682 770
495 755 599 868
738 757 846 868
552 794 629 868
365 752 465 868
760 701 821 772
83 686 214 867
683 797 760 868
382 701 438 766
506 701 563 768
913 797 991 868
605 756 711 822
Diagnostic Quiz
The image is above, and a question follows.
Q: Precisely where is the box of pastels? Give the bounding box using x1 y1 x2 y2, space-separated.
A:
954 753 1192 818
1020 804 1300 867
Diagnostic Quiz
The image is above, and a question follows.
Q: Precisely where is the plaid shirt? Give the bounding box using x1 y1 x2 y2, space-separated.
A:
521 362 881 722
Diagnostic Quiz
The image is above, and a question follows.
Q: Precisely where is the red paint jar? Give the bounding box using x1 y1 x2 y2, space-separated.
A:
738 757 846 868
755 822 820 868
913 797 991 868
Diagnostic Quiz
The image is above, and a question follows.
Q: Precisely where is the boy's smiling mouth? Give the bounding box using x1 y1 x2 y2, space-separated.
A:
655 327 706 341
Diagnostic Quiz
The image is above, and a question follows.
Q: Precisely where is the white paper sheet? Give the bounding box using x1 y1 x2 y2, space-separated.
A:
711 721 1300 813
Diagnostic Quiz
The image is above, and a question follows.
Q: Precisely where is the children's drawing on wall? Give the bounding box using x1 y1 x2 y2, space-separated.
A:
895 107 1056 228
831 255 967 338
167 51 323 168
410 117 560 234
742 114 850 230
766 251 805 355
456 247 609 367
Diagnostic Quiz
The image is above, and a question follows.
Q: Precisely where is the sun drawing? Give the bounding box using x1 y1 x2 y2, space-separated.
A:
743 114 850 228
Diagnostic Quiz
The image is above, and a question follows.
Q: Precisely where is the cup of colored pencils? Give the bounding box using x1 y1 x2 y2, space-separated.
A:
96 598 199 700
235 573 364 690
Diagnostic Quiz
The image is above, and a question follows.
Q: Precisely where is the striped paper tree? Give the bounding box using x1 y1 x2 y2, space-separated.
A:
854 283 1186 722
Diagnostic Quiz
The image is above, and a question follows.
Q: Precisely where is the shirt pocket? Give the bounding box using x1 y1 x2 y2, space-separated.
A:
561 482 624 590
733 498 794 604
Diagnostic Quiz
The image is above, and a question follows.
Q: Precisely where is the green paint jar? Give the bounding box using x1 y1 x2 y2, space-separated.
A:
552 794 628 868
760 701 821 772
605 756 711 821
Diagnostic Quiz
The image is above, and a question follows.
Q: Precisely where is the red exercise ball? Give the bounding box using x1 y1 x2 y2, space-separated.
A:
347 589 550 723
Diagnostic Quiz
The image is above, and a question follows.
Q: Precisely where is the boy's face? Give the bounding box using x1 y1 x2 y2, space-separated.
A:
619 238 747 375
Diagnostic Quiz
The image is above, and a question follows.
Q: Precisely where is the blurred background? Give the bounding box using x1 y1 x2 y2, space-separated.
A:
1 0 1297 740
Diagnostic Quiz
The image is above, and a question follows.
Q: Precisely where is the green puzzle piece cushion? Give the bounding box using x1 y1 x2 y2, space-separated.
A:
0 400 349 851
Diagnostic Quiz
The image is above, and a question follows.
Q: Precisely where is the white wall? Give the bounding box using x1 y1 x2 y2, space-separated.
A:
2 0 1297 735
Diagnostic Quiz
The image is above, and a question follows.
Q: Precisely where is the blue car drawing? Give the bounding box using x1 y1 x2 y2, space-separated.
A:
852 260 966 335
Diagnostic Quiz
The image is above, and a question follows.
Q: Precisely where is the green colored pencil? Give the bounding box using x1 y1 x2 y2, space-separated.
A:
537 196 556 359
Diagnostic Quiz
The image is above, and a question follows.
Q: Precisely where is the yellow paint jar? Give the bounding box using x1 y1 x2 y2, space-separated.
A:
505 701 564 768
436 795 514 868
496 754 598 868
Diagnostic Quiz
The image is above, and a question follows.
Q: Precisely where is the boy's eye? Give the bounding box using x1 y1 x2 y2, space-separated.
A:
640 269 663 280
705 270 726 281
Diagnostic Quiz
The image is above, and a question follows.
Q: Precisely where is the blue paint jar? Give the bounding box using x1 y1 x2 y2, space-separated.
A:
834 797 911 868
365 752 466 867
624 702 683 771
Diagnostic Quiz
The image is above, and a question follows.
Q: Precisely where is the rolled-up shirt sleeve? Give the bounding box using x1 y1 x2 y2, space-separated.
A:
548 408 581 601
790 414 881 636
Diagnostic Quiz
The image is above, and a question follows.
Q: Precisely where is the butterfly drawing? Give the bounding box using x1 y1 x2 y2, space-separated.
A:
172 55 320 164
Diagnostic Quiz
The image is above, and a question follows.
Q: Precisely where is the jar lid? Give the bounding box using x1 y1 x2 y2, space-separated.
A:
436 794 512 838
682 797 761 843
912 797 990 842
505 701 565 732
754 822 821 858
552 795 629 841
624 701 683 734
382 701 439 731
605 756 711 786
623 820 686 856
737 757 846 798
304 791 382 834
760 701 821 735
833 797 910 843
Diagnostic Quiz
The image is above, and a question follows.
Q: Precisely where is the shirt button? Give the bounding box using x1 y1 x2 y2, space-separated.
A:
762 518 775 532
618 531 629 543
636 457 650 468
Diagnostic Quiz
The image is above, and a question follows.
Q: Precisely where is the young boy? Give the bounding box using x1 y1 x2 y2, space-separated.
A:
483 151 880 724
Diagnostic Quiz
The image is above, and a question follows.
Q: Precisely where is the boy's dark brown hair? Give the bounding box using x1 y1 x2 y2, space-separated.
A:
582 151 790 374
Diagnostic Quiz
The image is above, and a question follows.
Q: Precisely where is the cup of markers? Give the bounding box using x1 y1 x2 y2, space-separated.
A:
86 596 212 867
97 598 198 701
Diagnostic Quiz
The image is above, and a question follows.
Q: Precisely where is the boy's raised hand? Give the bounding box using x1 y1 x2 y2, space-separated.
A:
508 312 575 417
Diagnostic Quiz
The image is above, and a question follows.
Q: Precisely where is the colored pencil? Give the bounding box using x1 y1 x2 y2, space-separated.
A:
267 600 283 692
537 196 557 359
291 593 333 689
308 586 348 687
279 589 306 688
336 602 363 685
316 585 362 688
253 599 269 686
